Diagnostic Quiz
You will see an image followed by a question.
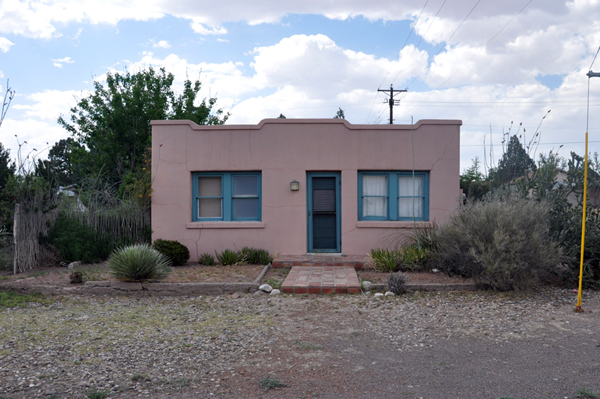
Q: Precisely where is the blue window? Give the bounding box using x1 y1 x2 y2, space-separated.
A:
192 172 261 221
358 171 429 221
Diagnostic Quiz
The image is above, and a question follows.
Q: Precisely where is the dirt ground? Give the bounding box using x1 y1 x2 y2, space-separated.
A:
0 262 266 287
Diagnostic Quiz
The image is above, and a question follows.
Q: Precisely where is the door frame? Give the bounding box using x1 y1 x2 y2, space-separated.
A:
306 172 341 253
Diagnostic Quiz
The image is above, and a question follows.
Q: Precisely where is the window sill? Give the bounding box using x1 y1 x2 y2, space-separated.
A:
186 222 265 229
356 221 431 229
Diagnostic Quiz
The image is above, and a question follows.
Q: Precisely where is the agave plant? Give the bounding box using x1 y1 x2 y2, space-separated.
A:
108 244 172 282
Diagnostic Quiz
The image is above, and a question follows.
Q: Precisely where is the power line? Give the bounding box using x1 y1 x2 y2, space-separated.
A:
461 140 600 147
403 0 482 90
366 0 429 123
398 0 534 118
390 0 447 87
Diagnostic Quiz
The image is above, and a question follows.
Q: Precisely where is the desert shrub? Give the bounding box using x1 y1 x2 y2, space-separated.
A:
259 377 287 391
108 244 172 282
397 245 433 272
388 272 408 295
434 192 562 291
152 239 190 266
0 233 14 271
215 249 243 266
43 214 117 263
366 248 399 272
239 247 273 265
198 252 215 266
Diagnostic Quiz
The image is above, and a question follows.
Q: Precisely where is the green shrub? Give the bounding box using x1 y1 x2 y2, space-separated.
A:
367 248 399 272
259 377 287 391
152 239 190 266
198 252 215 266
434 193 562 291
239 247 273 265
108 244 172 282
215 249 243 265
86 387 109 399
397 245 433 272
43 214 118 263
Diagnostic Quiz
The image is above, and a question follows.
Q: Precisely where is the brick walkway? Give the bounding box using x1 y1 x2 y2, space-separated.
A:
281 266 361 294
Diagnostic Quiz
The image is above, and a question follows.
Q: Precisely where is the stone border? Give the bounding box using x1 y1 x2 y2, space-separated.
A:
368 282 478 292
2 264 478 296
2 263 275 297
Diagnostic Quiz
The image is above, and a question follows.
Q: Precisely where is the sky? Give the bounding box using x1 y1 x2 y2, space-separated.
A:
1 0 600 174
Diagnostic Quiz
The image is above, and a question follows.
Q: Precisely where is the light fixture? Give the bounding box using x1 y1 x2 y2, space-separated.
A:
290 180 300 191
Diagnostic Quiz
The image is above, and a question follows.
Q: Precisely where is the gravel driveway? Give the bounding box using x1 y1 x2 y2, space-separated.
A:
0 288 599 399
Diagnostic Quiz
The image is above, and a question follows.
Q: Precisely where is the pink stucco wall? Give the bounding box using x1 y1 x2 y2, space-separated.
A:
151 118 461 259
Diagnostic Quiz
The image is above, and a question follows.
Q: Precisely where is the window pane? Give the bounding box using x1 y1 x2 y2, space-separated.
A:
198 176 221 196
233 198 258 219
363 197 387 217
398 176 423 196
198 198 222 218
399 198 423 218
233 175 258 196
363 175 387 196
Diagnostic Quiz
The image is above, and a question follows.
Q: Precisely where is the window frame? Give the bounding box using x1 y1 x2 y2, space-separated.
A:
358 171 429 221
192 171 261 222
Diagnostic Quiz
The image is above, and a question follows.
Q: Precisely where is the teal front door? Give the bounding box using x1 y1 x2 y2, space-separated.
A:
307 172 341 253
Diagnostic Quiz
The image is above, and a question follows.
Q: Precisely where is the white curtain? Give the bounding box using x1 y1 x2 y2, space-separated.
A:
398 176 423 218
198 177 222 217
362 175 387 217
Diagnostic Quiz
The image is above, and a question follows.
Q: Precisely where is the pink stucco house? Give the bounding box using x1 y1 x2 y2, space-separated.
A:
151 118 461 260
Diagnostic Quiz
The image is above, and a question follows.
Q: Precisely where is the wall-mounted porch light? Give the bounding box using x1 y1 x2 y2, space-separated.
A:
290 180 300 191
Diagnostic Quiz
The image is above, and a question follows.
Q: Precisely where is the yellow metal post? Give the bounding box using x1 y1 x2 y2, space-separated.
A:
576 132 589 312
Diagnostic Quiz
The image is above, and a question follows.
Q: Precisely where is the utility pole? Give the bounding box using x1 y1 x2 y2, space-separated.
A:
577 68 599 313
377 84 407 124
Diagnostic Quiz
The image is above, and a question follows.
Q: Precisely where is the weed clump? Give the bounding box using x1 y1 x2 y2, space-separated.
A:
259 377 287 391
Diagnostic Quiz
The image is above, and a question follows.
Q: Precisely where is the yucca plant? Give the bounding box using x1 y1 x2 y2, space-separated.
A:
108 244 172 282
215 249 243 266
388 272 408 295
198 252 216 266
366 248 399 273
240 247 273 265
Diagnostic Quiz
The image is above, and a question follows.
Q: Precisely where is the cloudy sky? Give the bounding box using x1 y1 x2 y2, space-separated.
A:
1 0 600 173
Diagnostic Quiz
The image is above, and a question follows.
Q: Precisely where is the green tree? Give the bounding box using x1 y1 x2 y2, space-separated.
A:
277 113 286 119
488 135 536 184
43 138 81 187
58 67 228 188
333 108 345 119
0 143 16 228
460 157 489 201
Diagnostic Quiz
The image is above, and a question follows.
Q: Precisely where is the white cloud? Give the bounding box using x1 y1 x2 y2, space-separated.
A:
0 37 14 52
52 56 75 68
153 40 171 48
12 89 86 121
190 21 227 35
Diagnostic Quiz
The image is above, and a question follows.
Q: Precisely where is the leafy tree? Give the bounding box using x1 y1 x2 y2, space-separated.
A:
460 157 489 201
488 135 536 184
41 138 81 187
277 113 286 119
333 108 345 119
58 67 228 188
0 143 16 227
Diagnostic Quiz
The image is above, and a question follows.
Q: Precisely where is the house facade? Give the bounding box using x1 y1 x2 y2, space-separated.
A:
151 118 461 260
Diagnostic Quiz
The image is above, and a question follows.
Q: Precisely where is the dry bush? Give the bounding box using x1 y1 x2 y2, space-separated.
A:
434 192 562 291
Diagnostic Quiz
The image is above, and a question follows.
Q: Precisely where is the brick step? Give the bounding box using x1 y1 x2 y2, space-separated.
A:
272 255 366 269
281 266 361 294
